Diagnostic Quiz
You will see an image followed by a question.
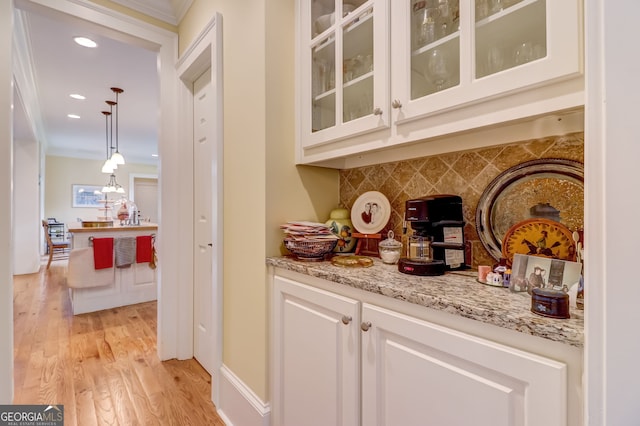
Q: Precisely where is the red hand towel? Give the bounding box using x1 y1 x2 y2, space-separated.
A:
136 235 153 263
93 237 114 270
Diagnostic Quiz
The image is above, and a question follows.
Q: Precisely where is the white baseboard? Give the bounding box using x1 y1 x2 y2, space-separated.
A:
217 364 270 426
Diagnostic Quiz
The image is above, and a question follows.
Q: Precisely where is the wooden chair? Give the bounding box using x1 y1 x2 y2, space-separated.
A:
42 220 71 269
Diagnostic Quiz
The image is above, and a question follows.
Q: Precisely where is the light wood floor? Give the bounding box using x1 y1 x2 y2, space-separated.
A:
13 259 226 426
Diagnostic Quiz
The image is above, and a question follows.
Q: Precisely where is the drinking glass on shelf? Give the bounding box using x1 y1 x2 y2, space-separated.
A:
487 46 504 74
425 48 449 91
476 0 489 21
317 60 333 93
437 0 459 37
513 41 534 65
489 0 504 14
414 6 439 48
343 57 361 82
362 54 374 74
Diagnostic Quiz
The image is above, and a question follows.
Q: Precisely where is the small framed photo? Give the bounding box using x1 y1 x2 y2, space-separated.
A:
72 184 104 208
509 253 582 294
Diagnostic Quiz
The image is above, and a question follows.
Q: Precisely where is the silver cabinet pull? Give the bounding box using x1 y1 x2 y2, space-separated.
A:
341 315 352 325
360 321 372 332
373 107 383 116
391 99 402 109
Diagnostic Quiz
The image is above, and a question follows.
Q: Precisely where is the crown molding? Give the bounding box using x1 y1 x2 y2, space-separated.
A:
12 8 48 147
110 0 193 25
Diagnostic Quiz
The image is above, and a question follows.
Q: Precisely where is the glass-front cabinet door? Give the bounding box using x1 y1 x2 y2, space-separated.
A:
474 0 546 78
393 0 581 125
409 0 461 99
301 0 389 149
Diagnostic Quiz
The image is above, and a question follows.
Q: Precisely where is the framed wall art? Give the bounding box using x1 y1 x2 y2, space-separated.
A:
72 184 104 208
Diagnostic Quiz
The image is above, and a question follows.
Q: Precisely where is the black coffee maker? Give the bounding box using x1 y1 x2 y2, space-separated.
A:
398 194 468 276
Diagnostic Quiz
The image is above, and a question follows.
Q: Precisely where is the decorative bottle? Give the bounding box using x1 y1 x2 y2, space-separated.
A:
325 207 356 253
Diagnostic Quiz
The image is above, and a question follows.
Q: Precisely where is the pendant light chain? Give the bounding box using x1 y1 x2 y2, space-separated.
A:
110 87 125 165
101 87 125 194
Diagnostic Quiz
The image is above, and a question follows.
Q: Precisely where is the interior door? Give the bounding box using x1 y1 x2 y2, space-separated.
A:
133 177 158 223
193 67 215 374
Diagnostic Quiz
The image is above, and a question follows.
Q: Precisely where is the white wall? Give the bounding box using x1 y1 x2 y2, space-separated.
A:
13 138 41 275
584 1 640 423
0 0 13 404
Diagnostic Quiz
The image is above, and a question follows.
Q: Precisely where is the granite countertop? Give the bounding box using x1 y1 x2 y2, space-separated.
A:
267 256 584 348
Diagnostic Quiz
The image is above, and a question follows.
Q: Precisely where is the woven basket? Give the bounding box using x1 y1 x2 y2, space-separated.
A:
284 238 337 260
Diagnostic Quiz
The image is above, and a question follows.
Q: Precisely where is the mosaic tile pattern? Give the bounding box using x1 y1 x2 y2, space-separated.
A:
339 132 584 267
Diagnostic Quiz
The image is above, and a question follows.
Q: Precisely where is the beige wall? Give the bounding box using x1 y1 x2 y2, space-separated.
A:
44 155 157 225
180 0 339 401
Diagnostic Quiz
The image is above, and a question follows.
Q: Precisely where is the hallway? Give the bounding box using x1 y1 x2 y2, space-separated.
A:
13 259 225 425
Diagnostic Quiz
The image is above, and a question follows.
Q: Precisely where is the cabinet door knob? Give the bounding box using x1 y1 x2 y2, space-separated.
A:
360 321 372 332
373 107 383 116
391 99 402 109
341 315 352 325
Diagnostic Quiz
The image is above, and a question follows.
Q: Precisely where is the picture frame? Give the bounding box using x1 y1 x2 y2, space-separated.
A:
509 253 582 294
72 184 104 208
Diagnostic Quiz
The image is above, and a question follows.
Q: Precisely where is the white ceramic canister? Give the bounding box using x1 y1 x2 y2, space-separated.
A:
325 207 357 253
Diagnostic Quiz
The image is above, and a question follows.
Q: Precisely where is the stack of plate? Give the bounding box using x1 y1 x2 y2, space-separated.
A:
280 221 338 260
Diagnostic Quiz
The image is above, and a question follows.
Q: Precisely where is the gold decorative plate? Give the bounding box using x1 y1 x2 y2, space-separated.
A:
502 219 576 266
331 255 374 268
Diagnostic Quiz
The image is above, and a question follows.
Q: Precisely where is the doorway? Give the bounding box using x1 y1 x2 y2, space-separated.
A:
130 174 158 223
6 0 186 402
176 14 224 404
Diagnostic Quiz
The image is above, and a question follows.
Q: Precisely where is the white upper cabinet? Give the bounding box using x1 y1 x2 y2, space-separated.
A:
300 0 390 148
296 0 583 167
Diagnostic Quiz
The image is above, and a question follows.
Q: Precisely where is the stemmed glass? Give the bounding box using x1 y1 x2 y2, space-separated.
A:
425 48 449 91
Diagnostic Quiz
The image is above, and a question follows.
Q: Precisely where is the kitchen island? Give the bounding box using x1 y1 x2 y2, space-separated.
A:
67 222 157 315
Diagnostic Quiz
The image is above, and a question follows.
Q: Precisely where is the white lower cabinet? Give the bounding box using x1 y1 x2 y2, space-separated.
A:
272 276 361 426
272 273 572 426
361 303 566 426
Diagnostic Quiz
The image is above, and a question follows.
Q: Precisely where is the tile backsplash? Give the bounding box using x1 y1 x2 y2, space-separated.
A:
339 132 584 267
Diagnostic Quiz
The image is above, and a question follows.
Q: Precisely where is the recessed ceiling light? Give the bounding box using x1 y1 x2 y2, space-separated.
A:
67 114 81 119
69 94 86 100
73 36 97 48
151 154 159 157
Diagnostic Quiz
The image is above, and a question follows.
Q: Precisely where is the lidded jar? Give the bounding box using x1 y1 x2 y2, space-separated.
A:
325 206 356 253
379 231 403 264
114 197 138 225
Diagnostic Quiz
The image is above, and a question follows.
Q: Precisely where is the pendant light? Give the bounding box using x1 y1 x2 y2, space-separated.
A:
109 87 125 165
100 110 115 174
100 90 125 195
102 173 125 194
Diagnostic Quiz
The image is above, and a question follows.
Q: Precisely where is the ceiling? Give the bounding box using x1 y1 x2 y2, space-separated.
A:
12 0 191 165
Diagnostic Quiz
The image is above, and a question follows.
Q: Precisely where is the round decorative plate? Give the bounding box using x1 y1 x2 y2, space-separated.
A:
501 218 576 266
476 159 584 261
350 191 391 234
